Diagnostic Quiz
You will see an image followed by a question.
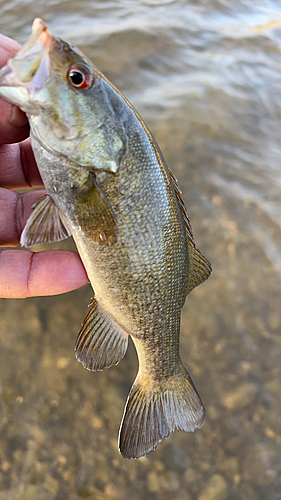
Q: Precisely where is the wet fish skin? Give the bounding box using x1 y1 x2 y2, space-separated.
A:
0 19 211 459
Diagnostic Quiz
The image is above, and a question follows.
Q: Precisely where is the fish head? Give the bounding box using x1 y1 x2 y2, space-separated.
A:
0 19 126 172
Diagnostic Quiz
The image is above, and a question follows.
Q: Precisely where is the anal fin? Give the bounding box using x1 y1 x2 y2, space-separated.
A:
20 194 72 248
75 296 128 371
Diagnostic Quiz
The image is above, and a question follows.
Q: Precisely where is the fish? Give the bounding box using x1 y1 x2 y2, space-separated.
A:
0 19 211 459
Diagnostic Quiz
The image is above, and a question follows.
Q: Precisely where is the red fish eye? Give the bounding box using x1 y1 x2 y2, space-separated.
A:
67 65 92 89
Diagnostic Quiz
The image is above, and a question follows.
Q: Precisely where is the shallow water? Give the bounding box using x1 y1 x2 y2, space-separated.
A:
0 1 281 499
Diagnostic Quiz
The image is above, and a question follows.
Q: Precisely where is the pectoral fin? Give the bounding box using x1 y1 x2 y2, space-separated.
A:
74 173 118 245
75 296 128 371
20 194 72 247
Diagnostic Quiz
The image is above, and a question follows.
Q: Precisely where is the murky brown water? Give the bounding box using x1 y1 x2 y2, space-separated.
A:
0 1 281 499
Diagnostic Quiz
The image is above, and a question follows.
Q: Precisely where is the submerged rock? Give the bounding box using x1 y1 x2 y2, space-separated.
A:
198 474 228 500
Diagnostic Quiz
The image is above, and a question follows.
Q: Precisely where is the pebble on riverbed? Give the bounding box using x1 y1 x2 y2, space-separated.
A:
198 474 229 500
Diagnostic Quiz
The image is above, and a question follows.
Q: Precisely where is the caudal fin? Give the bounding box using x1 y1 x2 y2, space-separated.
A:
118 369 205 459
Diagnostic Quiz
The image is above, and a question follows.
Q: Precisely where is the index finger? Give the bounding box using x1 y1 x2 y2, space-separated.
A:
0 33 30 145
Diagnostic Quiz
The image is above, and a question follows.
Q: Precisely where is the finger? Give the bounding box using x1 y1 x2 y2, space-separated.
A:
0 139 43 189
0 188 46 246
0 33 21 59
0 34 29 145
0 249 89 298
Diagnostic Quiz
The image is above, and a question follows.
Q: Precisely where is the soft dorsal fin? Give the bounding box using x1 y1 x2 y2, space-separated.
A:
75 296 128 371
169 168 212 293
20 194 72 248
186 237 212 294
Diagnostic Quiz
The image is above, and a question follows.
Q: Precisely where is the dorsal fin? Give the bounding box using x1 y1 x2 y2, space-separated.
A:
169 168 194 239
169 168 212 293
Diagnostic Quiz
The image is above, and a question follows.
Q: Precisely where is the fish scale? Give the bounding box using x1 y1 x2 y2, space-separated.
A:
0 18 211 459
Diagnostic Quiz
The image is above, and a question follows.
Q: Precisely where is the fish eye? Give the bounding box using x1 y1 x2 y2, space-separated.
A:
67 65 93 89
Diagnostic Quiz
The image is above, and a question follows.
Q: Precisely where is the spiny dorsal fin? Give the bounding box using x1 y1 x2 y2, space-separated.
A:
119 367 205 459
20 194 72 248
169 168 194 238
75 296 128 371
169 168 212 293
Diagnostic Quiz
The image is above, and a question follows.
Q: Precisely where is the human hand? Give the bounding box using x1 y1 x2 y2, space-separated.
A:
0 34 89 298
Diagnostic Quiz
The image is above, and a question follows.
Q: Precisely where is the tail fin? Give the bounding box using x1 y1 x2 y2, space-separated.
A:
118 369 205 459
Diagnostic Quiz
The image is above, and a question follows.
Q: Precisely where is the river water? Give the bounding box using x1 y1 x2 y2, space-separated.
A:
0 1 281 499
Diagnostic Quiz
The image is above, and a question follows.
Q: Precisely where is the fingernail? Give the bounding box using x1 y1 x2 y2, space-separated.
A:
9 105 28 128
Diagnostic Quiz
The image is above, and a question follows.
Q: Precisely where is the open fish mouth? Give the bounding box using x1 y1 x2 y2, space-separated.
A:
0 18 52 113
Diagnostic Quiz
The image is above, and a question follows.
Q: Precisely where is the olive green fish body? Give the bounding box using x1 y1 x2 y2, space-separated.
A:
0 19 211 459
32 104 188 377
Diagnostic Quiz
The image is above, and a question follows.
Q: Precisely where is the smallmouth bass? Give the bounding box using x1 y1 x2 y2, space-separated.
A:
0 19 211 459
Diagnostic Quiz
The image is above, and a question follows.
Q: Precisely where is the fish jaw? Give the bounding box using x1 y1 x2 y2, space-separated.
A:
0 18 51 114
0 18 126 170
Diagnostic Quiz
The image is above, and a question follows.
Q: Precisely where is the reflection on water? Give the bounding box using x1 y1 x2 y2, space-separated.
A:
0 1 281 499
